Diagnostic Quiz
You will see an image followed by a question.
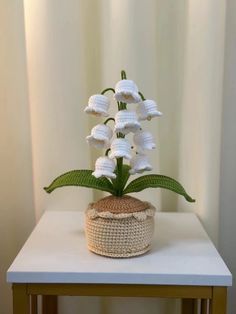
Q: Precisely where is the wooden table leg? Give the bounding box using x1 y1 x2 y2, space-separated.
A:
201 299 208 314
181 299 194 314
31 295 38 314
42 295 58 314
194 299 200 314
13 284 30 314
210 287 227 314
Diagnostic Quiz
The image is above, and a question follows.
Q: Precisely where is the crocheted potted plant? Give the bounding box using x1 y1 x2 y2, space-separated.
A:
44 70 195 258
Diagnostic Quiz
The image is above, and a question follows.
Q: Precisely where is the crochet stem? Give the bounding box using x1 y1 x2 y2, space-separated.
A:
116 102 125 138
117 101 121 111
121 70 127 80
105 148 111 156
117 157 123 196
104 117 115 125
120 102 127 110
138 91 146 101
101 88 115 95
114 70 128 195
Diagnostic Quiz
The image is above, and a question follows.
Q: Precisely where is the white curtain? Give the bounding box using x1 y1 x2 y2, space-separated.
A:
1 0 235 313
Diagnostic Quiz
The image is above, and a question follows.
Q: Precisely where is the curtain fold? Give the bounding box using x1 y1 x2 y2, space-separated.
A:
23 0 93 219
0 1 35 313
0 0 228 313
176 0 226 244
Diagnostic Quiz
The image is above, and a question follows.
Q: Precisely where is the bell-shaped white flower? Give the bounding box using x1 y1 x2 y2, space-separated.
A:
84 94 110 117
129 154 152 174
137 100 162 121
109 138 132 160
114 80 141 104
86 124 113 149
114 110 141 135
133 130 156 151
92 156 116 179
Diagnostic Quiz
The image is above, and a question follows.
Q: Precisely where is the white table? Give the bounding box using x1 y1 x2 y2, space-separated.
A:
7 211 232 314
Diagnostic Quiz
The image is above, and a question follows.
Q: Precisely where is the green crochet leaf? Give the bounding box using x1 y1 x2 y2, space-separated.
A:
44 170 115 194
123 174 195 202
111 164 131 196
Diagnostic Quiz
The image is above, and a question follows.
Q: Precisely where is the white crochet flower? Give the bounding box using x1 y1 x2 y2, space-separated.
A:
133 130 156 152
114 80 141 104
137 100 162 121
109 138 132 160
86 124 113 149
84 94 110 117
92 156 116 179
114 110 141 135
129 154 152 174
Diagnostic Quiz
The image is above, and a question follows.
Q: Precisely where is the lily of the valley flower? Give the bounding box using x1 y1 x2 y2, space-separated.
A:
86 124 113 149
92 156 116 179
109 138 132 160
129 154 152 174
133 130 156 151
137 100 162 121
84 94 110 117
114 80 141 104
114 110 141 135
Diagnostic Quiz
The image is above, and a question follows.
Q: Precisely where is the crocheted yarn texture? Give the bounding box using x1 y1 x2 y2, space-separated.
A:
85 196 156 258
91 195 149 213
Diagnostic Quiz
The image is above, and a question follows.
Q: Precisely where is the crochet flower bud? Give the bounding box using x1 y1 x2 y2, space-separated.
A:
84 94 110 117
133 130 156 151
86 124 113 149
114 110 141 135
114 80 141 104
92 156 116 179
137 100 162 121
129 154 152 174
109 138 132 160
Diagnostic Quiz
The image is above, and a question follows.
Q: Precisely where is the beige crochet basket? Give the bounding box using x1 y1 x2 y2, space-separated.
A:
85 195 156 258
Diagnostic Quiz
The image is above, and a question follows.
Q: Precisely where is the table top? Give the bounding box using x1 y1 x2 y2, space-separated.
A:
7 211 232 286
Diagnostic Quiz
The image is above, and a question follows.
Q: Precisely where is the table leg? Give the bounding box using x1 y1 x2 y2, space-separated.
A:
194 299 200 314
200 299 208 314
181 299 194 314
210 287 227 314
31 295 38 314
13 284 30 314
42 295 58 314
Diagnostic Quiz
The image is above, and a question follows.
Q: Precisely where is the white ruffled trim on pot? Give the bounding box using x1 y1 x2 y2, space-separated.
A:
86 202 156 221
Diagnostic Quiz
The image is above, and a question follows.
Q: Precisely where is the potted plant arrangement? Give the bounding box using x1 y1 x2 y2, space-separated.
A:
44 70 195 258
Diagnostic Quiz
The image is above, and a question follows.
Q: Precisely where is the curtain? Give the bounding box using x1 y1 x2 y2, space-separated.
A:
1 0 233 313
0 1 35 313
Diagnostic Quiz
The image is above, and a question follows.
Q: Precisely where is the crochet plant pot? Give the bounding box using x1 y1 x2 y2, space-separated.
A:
85 195 156 258
44 70 195 258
